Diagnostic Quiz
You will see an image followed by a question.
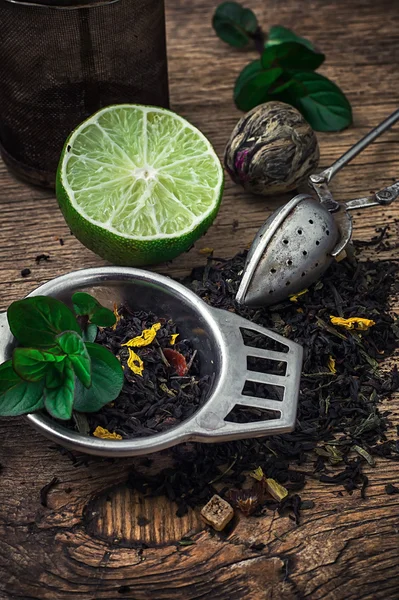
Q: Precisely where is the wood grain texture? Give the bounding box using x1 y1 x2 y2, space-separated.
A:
0 0 399 598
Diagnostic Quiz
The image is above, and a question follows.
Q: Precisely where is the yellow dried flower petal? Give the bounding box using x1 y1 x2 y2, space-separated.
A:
170 333 179 345
289 289 308 302
127 348 144 376
265 478 288 501
199 247 214 255
112 303 122 331
327 356 336 374
297 308 304 314
122 322 161 348
330 316 376 331
93 426 122 440
249 466 264 481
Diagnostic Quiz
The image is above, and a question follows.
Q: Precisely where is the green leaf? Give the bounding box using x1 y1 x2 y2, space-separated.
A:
73 343 124 413
8 296 81 348
12 347 64 382
56 331 91 388
0 361 45 416
234 60 283 111
266 25 314 51
82 324 98 343
279 71 353 131
45 363 65 389
44 359 75 420
72 292 116 328
90 308 116 328
212 2 258 48
72 292 99 317
261 42 324 71
234 42 324 112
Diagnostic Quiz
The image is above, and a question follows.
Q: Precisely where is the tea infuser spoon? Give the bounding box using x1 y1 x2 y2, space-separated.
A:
237 108 399 307
0 267 303 457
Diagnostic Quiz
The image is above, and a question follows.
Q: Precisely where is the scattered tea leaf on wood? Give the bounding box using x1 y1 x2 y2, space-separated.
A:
125 251 399 517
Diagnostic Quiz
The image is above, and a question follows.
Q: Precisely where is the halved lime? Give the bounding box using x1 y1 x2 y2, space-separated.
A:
56 105 224 265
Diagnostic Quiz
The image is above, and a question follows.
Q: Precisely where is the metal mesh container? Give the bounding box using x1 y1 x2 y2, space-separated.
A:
0 0 169 187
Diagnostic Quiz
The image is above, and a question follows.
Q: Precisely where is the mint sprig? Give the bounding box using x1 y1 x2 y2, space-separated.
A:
213 3 352 131
0 294 123 421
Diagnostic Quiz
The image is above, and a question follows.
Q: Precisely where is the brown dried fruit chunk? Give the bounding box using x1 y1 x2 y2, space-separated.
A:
200 494 234 531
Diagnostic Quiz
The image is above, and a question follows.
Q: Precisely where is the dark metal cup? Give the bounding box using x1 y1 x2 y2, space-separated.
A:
0 0 169 187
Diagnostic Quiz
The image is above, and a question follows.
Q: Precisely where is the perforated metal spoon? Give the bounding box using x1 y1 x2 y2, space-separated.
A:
237 109 399 307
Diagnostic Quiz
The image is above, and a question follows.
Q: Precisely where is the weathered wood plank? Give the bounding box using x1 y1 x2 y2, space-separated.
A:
0 0 398 598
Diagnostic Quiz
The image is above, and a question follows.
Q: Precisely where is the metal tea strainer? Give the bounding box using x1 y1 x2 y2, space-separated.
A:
0 267 303 457
237 109 399 307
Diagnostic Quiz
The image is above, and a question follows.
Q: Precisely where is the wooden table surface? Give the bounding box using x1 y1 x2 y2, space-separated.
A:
1 1 399 598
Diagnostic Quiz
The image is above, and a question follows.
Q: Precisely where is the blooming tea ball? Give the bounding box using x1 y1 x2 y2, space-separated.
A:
224 101 320 196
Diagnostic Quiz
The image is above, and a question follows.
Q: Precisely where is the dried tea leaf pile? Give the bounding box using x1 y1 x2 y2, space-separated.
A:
127 253 399 520
86 306 211 438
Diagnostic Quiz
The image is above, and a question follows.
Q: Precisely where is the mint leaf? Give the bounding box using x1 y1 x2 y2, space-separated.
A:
44 359 75 420
266 25 314 51
90 308 116 328
72 292 99 317
45 363 65 389
56 331 91 388
73 343 124 413
261 42 324 71
8 296 81 347
280 71 352 131
0 360 45 416
234 60 283 111
82 324 98 343
213 2 258 48
12 347 64 382
72 292 116 328
234 42 324 112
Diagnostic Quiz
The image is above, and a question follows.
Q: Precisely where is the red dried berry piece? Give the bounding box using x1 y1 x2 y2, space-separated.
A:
163 348 188 376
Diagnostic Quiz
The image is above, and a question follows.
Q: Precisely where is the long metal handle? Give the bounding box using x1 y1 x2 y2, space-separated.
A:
314 108 399 184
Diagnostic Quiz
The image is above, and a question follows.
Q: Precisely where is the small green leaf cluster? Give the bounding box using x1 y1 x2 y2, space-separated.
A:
212 2 352 131
0 293 124 421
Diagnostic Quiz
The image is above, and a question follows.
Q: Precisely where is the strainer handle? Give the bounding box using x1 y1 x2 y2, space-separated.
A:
190 309 303 442
313 108 399 185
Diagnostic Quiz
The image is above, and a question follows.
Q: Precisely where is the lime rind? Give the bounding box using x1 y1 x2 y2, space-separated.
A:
60 105 223 241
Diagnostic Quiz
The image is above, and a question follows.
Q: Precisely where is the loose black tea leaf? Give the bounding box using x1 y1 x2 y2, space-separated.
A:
385 483 399 495
35 254 50 264
74 307 211 438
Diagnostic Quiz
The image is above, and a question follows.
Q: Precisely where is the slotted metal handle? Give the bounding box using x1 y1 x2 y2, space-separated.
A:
191 309 303 441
